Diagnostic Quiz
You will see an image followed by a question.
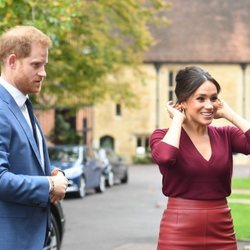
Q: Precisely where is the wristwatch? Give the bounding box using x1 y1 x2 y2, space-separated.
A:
57 169 65 176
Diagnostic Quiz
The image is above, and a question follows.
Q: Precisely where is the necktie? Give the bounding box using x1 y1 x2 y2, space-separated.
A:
25 98 39 147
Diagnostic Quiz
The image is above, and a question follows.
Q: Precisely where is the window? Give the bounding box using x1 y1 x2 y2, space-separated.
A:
82 118 87 144
145 137 149 150
100 135 114 150
137 137 142 147
115 103 121 116
168 71 176 102
169 71 174 87
135 135 150 155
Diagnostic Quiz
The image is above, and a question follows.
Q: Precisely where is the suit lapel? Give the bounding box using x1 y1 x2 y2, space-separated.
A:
0 85 43 169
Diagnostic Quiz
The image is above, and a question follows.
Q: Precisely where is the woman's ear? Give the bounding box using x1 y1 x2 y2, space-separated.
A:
180 101 187 110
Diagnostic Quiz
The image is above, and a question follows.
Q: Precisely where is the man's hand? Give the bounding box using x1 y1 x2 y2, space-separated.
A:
49 168 68 204
51 167 64 177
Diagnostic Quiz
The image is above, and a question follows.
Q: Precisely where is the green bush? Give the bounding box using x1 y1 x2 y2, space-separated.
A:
132 154 153 164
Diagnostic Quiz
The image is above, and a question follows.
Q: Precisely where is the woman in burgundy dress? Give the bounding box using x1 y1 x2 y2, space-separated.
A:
150 66 250 250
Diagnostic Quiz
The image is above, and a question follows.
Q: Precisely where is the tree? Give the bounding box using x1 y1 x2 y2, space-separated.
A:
49 113 80 144
0 0 170 108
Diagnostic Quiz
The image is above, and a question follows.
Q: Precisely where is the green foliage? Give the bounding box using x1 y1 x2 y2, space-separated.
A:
132 154 153 164
49 113 80 144
230 193 250 199
230 203 250 240
232 178 250 189
229 178 250 240
0 0 170 108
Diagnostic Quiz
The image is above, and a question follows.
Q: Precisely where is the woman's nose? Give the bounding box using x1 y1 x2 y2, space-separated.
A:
205 100 213 109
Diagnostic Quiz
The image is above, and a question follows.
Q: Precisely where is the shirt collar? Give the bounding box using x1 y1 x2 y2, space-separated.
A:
0 76 27 108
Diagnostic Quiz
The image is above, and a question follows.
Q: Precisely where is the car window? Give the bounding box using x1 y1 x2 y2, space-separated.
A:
49 147 79 163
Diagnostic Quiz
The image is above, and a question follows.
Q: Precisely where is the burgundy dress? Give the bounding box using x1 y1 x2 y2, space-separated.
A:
150 126 250 250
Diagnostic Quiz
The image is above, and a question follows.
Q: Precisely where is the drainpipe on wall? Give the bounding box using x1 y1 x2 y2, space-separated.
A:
91 106 94 146
82 106 94 146
153 62 162 129
240 63 247 118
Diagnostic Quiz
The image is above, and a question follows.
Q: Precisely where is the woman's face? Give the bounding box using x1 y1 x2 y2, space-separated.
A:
182 80 219 126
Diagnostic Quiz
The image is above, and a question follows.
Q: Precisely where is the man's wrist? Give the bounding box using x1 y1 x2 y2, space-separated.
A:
48 177 55 194
57 169 65 176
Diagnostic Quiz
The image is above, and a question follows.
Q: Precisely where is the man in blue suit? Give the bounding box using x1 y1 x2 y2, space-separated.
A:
0 26 68 249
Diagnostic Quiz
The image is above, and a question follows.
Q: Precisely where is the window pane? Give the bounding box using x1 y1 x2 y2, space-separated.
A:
169 71 173 87
116 104 121 116
169 91 173 101
137 137 142 147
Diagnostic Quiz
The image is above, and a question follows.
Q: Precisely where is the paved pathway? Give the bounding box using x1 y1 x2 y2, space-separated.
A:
233 164 250 178
115 164 250 250
229 189 250 204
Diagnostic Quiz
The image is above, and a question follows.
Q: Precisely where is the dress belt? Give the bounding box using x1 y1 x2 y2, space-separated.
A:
167 197 228 209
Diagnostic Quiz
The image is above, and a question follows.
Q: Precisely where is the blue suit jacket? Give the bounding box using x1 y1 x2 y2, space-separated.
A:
0 85 52 250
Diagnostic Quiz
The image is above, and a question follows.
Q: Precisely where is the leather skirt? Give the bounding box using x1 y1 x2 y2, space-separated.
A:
157 197 237 250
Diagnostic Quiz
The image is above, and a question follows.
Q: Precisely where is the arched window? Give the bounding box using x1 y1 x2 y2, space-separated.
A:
100 135 114 150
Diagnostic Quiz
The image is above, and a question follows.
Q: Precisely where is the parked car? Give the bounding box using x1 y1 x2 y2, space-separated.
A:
94 148 114 187
48 145 107 198
44 202 65 250
97 148 129 184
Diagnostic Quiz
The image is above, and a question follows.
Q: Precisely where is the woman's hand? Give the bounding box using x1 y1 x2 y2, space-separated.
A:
166 101 186 122
161 101 185 147
214 99 235 121
215 99 250 132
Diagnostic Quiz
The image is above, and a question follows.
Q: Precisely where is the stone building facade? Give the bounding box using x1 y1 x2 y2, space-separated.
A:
90 0 250 164
92 64 250 164
38 0 250 164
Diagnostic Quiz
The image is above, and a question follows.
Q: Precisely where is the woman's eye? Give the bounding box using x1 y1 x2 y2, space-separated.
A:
211 96 218 102
197 97 205 101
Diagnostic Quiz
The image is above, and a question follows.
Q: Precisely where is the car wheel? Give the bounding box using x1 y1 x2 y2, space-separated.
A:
77 176 86 198
121 171 128 184
96 175 106 193
43 213 60 250
106 171 114 187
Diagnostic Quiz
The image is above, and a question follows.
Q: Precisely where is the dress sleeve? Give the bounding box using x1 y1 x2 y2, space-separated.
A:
150 129 179 167
229 127 250 154
245 129 250 141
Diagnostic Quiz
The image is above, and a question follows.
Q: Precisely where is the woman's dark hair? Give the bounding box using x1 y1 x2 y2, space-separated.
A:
175 66 221 103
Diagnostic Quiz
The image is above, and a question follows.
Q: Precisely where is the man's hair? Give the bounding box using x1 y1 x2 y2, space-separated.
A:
0 25 52 62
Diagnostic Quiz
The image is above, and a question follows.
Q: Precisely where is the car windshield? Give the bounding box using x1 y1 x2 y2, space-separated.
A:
49 147 79 163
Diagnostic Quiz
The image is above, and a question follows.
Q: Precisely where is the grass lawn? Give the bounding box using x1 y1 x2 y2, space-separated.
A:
229 178 250 240
232 178 250 189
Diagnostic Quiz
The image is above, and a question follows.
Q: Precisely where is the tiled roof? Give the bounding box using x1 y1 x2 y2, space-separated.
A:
144 0 250 63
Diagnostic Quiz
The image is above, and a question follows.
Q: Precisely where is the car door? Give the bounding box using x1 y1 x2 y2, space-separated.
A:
106 149 127 181
83 147 101 188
